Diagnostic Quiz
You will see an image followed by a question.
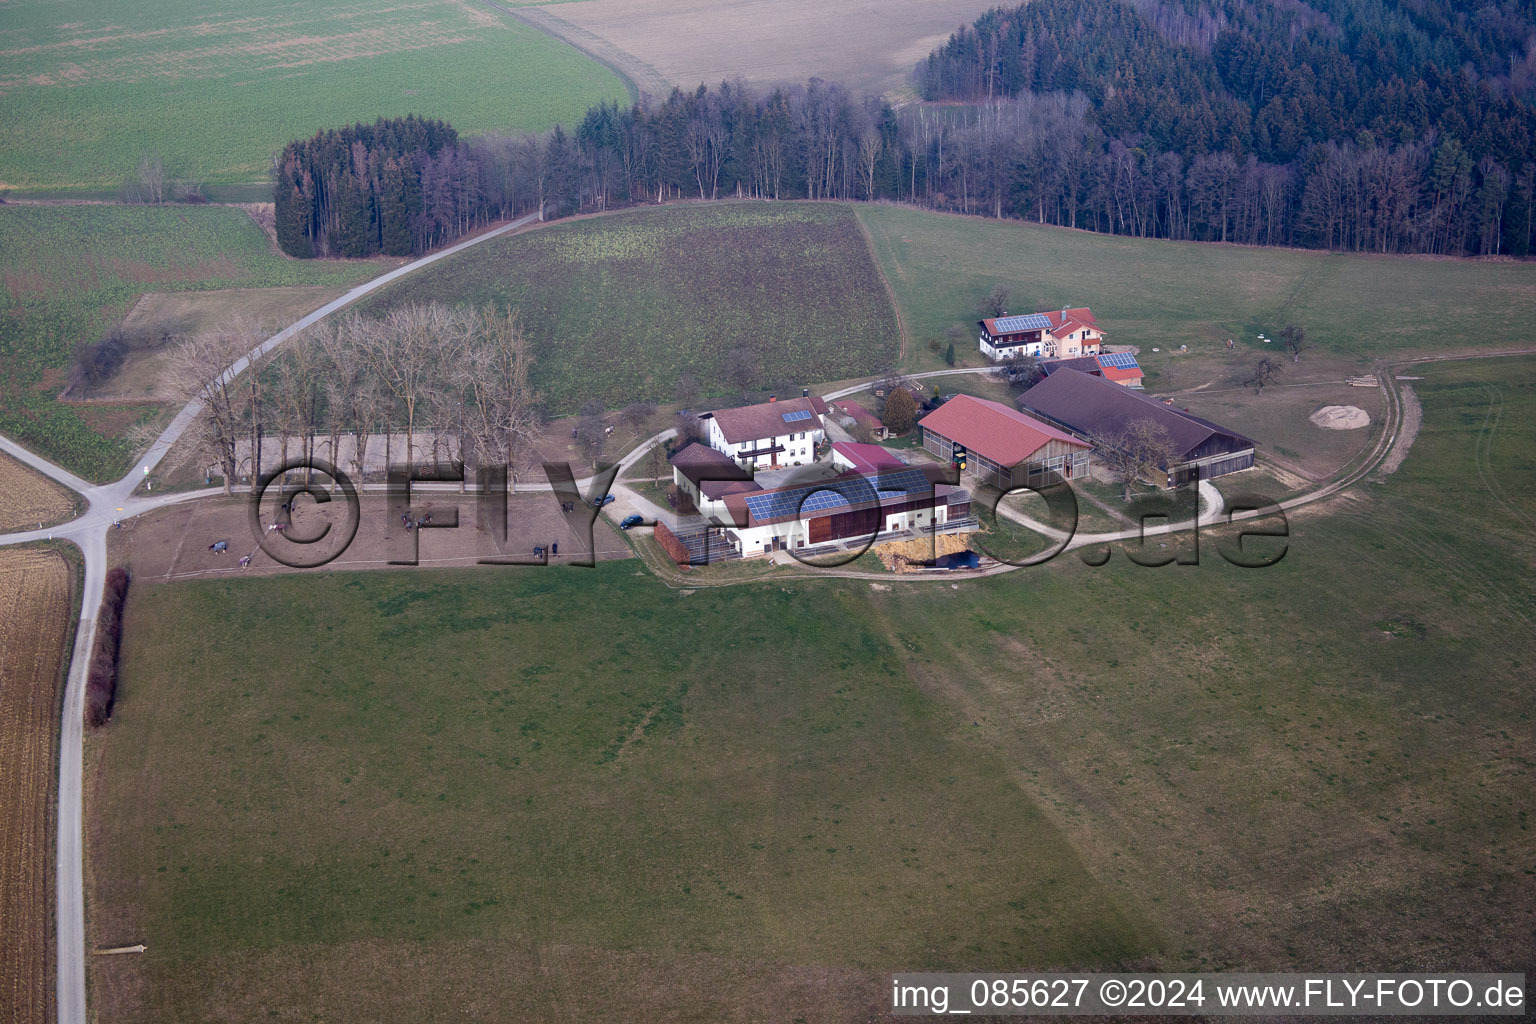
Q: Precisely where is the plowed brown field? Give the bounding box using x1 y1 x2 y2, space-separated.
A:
0 548 73 1024
0 454 77 532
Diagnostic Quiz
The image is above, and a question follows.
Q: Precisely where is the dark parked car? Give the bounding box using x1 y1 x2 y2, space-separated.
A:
619 514 645 530
591 494 617 508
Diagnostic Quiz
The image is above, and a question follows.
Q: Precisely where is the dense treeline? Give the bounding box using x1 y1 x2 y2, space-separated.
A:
275 115 483 257
275 0 1536 259
85 567 130 728
916 0 1536 254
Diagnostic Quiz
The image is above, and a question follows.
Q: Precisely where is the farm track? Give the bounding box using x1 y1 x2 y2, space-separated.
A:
0 549 71 1024
1 182 1533 1022
472 0 661 104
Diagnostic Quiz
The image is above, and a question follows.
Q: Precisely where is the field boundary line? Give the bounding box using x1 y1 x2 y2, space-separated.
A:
472 0 659 105
852 211 911 367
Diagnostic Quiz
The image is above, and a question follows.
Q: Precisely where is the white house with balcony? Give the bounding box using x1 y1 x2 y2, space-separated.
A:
978 307 1105 361
701 392 826 469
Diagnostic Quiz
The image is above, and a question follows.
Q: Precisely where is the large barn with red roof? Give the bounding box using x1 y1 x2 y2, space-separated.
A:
918 393 1091 489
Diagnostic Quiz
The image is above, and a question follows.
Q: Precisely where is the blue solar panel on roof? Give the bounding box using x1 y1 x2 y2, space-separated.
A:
1097 351 1140 369
741 468 937 522
780 409 812 423
993 313 1052 333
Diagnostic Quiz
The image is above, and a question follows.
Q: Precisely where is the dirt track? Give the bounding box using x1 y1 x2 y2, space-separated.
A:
113 492 632 582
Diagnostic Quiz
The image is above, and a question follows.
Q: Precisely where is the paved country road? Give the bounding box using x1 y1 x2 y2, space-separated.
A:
3 199 1530 1024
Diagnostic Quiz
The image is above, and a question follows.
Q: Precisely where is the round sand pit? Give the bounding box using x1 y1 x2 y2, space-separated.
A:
1310 405 1370 430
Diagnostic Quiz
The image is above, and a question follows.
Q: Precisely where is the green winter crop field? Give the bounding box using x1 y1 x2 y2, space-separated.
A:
0 0 627 192
365 202 902 413
0 205 384 480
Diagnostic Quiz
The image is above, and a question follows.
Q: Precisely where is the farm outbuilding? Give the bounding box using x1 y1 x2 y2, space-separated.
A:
918 393 1091 490
719 464 970 556
1019 368 1256 486
1040 351 1144 388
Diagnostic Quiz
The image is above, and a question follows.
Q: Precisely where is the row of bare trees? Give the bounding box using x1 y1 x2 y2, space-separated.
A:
168 303 542 493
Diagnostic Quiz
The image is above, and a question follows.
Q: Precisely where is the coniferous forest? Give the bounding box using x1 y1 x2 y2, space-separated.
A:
275 0 1536 259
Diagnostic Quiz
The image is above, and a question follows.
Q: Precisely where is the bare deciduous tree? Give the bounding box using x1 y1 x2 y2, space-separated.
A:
675 372 700 408
1245 356 1282 395
1099 418 1179 500
984 284 1011 318
619 402 657 432
1279 323 1307 364
358 303 469 469
168 323 261 494
128 154 168 205
457 306 542 492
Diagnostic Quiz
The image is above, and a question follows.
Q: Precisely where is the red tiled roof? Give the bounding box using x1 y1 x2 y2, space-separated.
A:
1043 307 1100 335
830 441 904 475
980 307 1103 340
1100 365 1144 382
918 393 1088 467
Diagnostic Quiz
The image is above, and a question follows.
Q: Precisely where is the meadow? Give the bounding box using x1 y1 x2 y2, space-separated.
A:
855 205 1536 381
365 202 901 413
0 0 627 192
89 564 1146 1022
87 355 1535 1020
0 205 385 480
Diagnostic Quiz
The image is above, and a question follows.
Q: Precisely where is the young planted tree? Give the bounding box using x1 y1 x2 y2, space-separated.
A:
1279 324 1307 363
1100 419 1179 501
882 386 918 435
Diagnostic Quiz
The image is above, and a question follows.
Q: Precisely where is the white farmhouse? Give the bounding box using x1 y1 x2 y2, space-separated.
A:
702 392 826 469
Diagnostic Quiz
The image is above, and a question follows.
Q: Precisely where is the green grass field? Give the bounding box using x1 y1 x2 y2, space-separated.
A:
88 355 1535 1020
856 206 1536 379
0 0 627 192
0 205 383 479
365 202 901 413
91 566 1146 1022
